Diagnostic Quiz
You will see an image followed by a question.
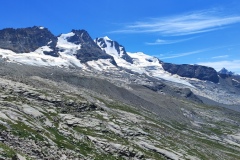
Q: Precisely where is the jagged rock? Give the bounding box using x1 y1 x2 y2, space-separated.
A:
218 68 234 78
0 26 58 57
162 63 219 83
66 29 117 65
95 37 133 64
0 137 4 142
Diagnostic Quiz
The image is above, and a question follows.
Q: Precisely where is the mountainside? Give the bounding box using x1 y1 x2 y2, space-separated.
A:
1 61 240 160
68 30 116 64
0 27 116 68
0 26 58 57
95 36 133 64
0 26 240 160
162 63 219 83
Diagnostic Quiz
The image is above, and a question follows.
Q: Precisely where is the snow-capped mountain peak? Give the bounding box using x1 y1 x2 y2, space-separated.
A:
0 26 220 87
218 67 234 75
95 37 194 87
0 27 117 69
95 37 133 64
103 36 111 41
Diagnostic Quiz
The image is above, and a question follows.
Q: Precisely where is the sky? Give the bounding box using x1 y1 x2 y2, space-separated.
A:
0 0 240 73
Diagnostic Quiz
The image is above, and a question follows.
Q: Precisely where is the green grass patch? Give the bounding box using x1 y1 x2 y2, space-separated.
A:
45 127 99 156
170 121 187 131
3 96 17 102
196 137 239 153
10 121 45 141
45 127 75 149
0 142 16 158
96 98 143 116
34 89 50 96
187 148 208 160
0 123 7 130
206 127 223 135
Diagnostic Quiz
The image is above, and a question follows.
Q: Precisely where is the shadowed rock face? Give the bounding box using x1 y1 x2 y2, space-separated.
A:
0 26 58 57
218 68 234 79
162 63 219 83
68 30 117 65
95 37 133 64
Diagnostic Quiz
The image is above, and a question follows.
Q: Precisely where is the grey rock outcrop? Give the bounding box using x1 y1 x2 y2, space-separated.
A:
162 63 219 83
0 26 58 57
218 67 234 78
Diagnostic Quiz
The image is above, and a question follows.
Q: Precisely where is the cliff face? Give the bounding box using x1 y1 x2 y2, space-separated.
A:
95 37 133 64
70 30 116 64
0 26 58 56
162 63 219 83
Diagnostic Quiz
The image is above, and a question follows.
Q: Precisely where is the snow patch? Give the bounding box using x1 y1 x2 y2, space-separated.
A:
0 45 83 68
103 36 111 41
232 79 240 83
57 32 81 53
86 59 117 71
126 52 194 87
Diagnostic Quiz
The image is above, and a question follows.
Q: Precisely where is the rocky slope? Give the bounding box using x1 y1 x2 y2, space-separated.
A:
0 62 240 160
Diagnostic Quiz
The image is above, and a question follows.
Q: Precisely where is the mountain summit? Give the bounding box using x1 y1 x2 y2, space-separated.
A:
0 26 58 57
95 36 133 64
60 29 116 65
218 67 234 78
0 27 117 67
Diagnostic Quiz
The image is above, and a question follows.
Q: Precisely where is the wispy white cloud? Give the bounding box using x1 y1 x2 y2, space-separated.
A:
198 60 240 74
211 55 229 59
146 37 196 45
111 9 240 36
158 49 206 59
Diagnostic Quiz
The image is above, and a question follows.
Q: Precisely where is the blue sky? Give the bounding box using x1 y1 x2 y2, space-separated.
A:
0 0 240 73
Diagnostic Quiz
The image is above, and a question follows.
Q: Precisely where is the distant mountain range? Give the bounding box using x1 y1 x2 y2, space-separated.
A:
0 26 229 83
0 26 239 96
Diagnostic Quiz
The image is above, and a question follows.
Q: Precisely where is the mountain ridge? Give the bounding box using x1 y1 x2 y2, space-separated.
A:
0 26 218 79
